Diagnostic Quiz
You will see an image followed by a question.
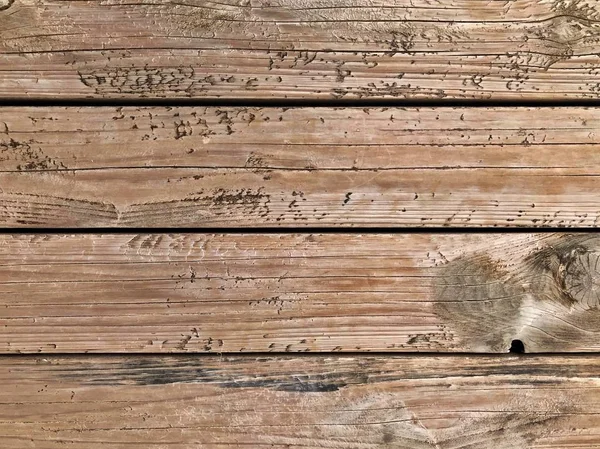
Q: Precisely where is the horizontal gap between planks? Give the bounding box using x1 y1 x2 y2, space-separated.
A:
1 227 600 234
3 98 600 108
2 349 599 359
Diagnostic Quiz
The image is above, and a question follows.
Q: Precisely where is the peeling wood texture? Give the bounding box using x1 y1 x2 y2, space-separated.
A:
3 233 600 354
2 355 600 448
3 0 600 100
4 106 600 227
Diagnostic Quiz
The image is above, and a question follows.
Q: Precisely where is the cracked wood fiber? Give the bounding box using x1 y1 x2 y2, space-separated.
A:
3 233 600 353
1 355 600 448
2 0 600 100
4 106 600 227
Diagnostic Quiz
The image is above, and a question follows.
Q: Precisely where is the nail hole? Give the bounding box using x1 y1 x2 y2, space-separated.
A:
509 339 525 354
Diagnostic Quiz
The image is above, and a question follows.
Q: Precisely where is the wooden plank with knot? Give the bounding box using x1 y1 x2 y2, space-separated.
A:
1 0 600 100
2 233 600 353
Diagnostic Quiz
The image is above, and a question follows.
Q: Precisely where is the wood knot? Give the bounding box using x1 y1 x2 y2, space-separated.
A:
549 16 591 44
0 0 14 11
561 248 600 309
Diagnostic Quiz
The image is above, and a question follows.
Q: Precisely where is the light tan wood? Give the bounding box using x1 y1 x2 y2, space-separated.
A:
3 106 600 227
2 0 600 100
1 355 599 448
2 233 600 353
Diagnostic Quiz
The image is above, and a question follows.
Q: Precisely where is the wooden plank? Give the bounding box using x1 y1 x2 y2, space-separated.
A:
3 106 600 227
2 232 600 353
2 0 600 100
1 355 599 448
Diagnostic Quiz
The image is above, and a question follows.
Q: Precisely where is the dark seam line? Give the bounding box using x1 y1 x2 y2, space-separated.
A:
3 98 600 108
0 227 598 234
0 351 597 358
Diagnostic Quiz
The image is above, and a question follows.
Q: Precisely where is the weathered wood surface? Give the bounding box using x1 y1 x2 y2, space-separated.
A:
3 233 600 353
2 355 599 448
2 0 600 100
4 106 600 227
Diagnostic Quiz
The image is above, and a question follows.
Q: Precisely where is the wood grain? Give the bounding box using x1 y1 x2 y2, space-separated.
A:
2 0 600 100
4 106 600 227
3 232 600 353
1 355 599 448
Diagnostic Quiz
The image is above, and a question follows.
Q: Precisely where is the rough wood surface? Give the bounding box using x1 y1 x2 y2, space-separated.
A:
4 106 600 227
3 233 600 354
2 355 599 448
2 0 600 100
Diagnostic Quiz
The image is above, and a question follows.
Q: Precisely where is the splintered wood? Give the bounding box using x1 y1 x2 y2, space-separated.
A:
2 233 600 354
1 0 600 99
3 107 600 227
1 355 599 449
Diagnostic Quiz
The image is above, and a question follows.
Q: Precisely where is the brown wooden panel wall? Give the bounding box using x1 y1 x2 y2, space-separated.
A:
2 233 600 354
3 106 600 227
2 1 600 448
1 0 600 100
2 355 600 448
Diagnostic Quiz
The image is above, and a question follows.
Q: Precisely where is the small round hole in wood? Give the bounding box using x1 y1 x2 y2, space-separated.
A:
509 339 525 354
